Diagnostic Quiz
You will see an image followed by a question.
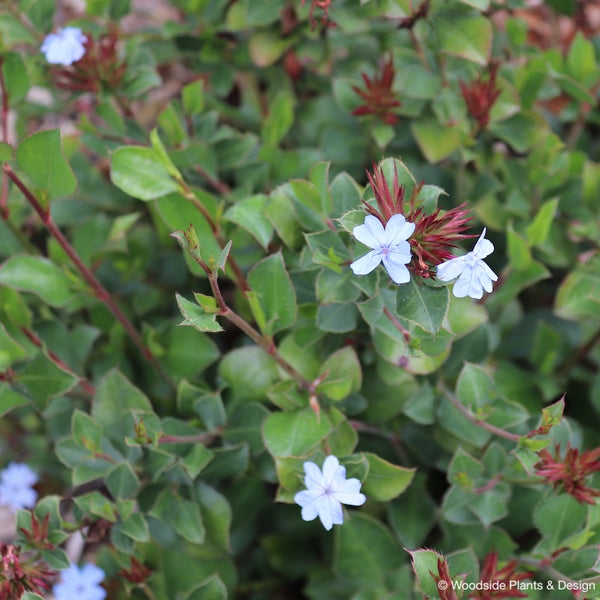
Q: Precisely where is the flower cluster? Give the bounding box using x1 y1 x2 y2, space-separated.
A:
350 164 497 299
0 543 55 599
0 462 38 512
53 563 106 600
534 444 600 505
294 455 366 531
42 27 127 92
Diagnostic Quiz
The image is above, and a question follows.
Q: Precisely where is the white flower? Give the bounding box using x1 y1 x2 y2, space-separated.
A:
41 27 87 66
436 227 498 299
0 462 38 512
294 455 366 531
53 563 106 600
350 214 415 284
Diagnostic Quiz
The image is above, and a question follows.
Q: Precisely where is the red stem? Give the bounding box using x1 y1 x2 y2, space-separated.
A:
0 57 10 221
445 388 521 442
3 164 166 374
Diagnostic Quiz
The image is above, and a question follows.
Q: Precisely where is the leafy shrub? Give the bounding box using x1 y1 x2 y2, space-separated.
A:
1 0 600 599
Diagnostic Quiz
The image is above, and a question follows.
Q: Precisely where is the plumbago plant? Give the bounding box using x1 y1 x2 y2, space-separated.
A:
1 0 600 599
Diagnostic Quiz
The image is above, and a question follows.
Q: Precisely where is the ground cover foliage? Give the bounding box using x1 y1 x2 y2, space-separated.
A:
1 0 600 598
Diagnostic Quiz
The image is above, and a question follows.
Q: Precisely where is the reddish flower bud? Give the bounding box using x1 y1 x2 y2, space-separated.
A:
468 552 534 599
535 444 600 505
431 558 460 600
352 56 402 126
460 63 502 131
118 557 153 584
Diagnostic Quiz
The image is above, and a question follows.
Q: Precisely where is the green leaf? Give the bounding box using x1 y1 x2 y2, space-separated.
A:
317 347 362 402
19 354 77 409
408 548 445 597
0 255 76 307
248 252 297 335
0 384 29 416
262 91 294 146
316 303 358 333
526 198 559 246
117 512 150 542
263 408 333 458
182 79 205 116
224 195 274 249
555 263 600 320
173 498 206 544
176 294 223 333
16 129 76 198
110 146 179 201
0 324 27 371
362 452 415 501
91 370 153 450
71 410 103 453
0 141 14 162
411 118 463 164
566 33 597 85
506 223 532 270
150 128 183 178
196 482 232 552
433 9 493 65
396 280 448 334
389 474 436 548
219 346 278 402
1 52 30 103
187 575 227 600
456 363 494 410
533 494 587 553
106 462 140 499
74 491 117 522
334 514 403 586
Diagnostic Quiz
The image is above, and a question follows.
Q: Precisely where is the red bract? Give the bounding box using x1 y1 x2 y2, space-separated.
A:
18 513 53 551
468 552 534 599
118 557 153 584
460 64 501 130
431 558 459 600
407 203 474 278
362 163 474 277
535 444 600 505
352 57 402 126
51 31 127 93
0 544 55 599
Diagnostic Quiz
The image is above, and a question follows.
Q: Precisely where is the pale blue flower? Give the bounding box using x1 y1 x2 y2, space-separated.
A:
294 455 366 531
436 227 498 299
0 462 38 512
41 27 87 66
350 214 415 284
53 563 106 600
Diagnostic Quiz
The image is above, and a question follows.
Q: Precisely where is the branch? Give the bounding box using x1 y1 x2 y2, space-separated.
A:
3 165 171 382
443 387 521 442
0 57 10 221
